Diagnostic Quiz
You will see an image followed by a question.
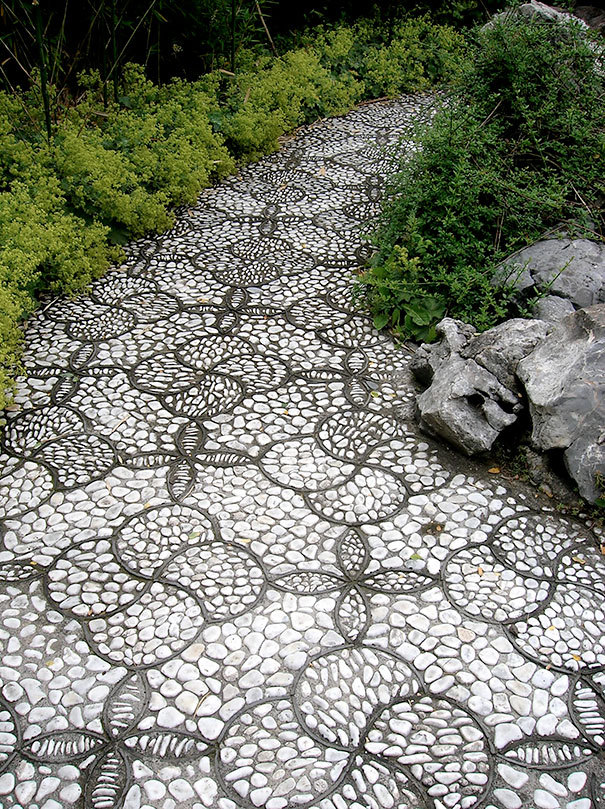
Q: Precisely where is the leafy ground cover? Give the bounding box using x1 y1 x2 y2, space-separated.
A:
359 11 604 342
0 15 466 408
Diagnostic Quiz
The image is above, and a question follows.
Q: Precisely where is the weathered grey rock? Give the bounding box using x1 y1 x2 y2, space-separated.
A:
416 357 519 455
517 305 605 501
484 1 604 84
413 318 549 455
565 434 605 502
516 1 588 25
410 318 475 386
461 318 551 390
524 446 583 505
494 238 605 309
532 295 576 322
486 1 589 28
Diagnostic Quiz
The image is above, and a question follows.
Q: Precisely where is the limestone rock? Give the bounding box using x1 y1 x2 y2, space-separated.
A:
494 238 605 309
532 295 576 323
486 1 589 28
416 357 519 455
461 318 551 390
410 317 475 386
413 318 549 455
517 305 605 501
516 1 588 25
574 5 605 33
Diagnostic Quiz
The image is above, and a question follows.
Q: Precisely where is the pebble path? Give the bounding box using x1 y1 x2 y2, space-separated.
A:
0 96 604 809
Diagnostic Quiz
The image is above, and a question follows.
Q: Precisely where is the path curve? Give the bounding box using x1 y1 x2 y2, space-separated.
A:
0 96 604 809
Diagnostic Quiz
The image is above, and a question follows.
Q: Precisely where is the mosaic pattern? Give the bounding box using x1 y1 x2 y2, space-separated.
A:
0 95 604 809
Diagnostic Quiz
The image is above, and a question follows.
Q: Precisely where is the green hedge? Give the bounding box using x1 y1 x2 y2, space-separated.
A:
0 16 466 408
359 13 604 341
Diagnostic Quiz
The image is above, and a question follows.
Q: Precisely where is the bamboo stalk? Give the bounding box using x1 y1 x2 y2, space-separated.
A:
230 0 236 73
32 0 52 141
255 0 277 57
110 0 118 102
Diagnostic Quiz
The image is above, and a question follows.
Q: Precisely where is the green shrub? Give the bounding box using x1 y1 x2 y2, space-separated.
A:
360 14 604 337
220 48 363 160
100 66 236 204
53 129 173 236
312 16 466 98
360 17 466 96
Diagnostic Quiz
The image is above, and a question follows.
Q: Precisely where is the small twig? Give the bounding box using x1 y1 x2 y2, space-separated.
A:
56 0 105 94
463 98 503 151
49 0 69 87
107 414 129 437
0 37 32 80
230 0 236 72
570 181 594 219
494 208 506 253
40 297 60 314
478 97 503 130
33 0 53 141
104 0 158 86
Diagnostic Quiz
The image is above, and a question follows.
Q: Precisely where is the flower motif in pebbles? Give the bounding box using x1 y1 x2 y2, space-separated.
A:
1 405 117 491
43 504 266 667
285 299 387 370
197 235 318 287
46 276 181 341
272 527 437 642
129 335 289 422
442 512 605 672
304 346 403 408
488 737 604 809
570 671 605 750
219 646 492 809
258 409 442 527
1 671 209 809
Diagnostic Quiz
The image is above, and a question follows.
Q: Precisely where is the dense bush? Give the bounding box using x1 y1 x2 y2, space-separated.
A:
274 1 503 45
218 48 360 160
312 17 466 98
0 179 119 401
359 13 604 340
0 16 466 407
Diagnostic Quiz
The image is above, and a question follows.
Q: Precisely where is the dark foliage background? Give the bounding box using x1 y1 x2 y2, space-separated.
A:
0 0 501 95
